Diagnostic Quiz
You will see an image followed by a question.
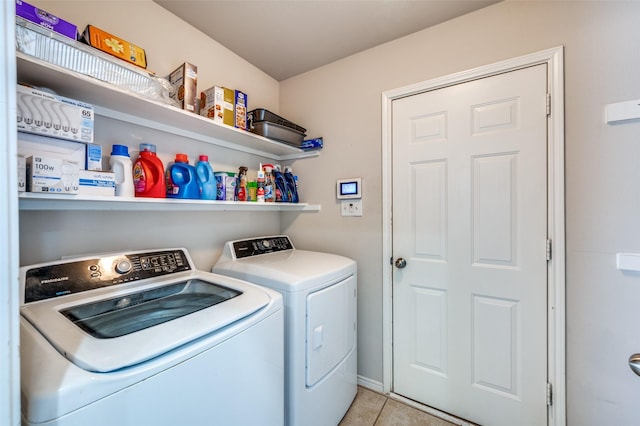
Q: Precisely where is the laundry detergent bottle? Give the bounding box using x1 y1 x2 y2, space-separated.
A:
133 143 166 198
196 155 216 200
166 153 199 199
109 144 134 197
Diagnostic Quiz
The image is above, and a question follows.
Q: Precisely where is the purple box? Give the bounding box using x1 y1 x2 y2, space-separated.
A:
16 0 77 40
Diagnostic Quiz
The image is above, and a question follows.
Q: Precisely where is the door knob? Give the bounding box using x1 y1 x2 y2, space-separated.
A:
629 353 640 376
395 258 407 269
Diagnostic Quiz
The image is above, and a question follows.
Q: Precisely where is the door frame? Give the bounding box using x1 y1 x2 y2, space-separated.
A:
381 46 565 425
1 1 20 424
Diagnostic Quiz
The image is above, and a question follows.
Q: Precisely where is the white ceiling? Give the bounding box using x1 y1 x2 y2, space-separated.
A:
154 0 499 81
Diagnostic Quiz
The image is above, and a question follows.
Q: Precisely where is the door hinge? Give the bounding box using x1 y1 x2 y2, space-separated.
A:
546 382 553 406
546 238 552 261
546 93 551 116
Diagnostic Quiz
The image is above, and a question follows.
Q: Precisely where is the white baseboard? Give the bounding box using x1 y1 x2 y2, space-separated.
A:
356 375 384 393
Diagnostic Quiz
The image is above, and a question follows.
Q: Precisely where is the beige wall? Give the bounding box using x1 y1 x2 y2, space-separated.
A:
280 1 640 423
30 0 280 112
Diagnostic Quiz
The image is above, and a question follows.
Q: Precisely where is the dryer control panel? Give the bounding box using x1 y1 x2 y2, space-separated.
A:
232 236 294 259
23 249 192 303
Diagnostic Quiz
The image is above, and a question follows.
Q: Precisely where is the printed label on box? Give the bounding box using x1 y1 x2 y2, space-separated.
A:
27 155 79 194
81 25 147 69
17 84 94 144
16 0 78 40
78 170 115 196
235 90 247 130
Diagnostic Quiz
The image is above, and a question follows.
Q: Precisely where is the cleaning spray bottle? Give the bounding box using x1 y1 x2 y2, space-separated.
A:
256 163 265 203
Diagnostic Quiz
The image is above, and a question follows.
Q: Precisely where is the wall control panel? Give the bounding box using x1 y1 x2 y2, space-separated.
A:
336 178 362 199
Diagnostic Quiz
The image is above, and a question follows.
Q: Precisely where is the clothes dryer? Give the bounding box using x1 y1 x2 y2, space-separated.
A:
20 248 284 426
213 235 357 426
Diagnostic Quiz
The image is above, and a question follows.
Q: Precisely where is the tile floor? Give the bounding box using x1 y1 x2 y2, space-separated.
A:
339 386 460 426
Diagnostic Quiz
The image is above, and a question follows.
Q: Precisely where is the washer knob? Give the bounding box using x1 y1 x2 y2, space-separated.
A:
115 259 132 274
262 240 271 248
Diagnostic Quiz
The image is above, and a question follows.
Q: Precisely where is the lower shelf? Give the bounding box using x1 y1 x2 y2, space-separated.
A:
19 193 321 212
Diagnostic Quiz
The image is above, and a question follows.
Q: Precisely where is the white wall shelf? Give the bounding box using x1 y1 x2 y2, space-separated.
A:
16 52 318 161
19 193 321 212
17 52 321 212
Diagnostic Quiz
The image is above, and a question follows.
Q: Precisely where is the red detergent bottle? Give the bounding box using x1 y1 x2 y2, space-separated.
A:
133 143 166 198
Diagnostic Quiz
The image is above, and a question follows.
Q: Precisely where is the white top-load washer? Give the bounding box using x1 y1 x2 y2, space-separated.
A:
213 235 357 426
20 248 284 426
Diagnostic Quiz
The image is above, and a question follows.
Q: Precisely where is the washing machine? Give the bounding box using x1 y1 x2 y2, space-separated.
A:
20 248 284 426
213 235 357 426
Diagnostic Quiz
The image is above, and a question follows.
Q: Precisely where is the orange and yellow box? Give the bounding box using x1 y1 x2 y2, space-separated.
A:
81 25 147 69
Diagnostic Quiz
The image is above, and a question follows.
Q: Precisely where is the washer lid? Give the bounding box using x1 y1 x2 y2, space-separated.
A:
20 271 271 372
213 249 356 292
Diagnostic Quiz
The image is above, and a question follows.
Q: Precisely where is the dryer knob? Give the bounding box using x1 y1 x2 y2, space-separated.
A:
115 259 132 274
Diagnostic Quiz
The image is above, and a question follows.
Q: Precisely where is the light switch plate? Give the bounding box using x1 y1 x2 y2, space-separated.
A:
341 199 363 217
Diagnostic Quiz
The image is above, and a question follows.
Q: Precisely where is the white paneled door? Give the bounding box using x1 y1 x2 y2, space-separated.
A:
392 64 548 426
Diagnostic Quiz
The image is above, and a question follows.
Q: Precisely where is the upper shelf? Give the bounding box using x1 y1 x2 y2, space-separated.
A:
16 53 318 161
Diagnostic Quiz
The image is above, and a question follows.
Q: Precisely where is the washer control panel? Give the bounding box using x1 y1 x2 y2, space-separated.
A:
232 236 294 259
24 249 192 303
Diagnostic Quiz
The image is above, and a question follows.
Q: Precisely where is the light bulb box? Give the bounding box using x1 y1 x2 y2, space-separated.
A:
17 84 94 144
26 155 80 194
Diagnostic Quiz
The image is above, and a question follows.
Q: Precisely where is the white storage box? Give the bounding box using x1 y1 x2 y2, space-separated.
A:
27 155 79 194
78 170 115 196
18 132 86 168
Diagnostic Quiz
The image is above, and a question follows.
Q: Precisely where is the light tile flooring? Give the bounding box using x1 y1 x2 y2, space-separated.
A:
339 387 459 426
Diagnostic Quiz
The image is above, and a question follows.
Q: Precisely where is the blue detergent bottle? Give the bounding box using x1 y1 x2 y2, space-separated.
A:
196 155 216 200
166 153 199 199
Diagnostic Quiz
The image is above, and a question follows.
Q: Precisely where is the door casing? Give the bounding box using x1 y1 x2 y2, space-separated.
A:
381 46 565 426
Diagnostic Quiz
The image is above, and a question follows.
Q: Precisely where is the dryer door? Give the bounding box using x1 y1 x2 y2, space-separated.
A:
305 274 356 387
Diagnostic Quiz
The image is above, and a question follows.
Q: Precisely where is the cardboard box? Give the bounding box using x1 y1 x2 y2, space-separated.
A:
18 132 87 169
78 170 115 196
81 25 147 69
27 155 79 194
234 90 248 130
15 0 77 40
85 144 102 171
200 86 234 126
199 86 217 119
168 62 198 113
221 87 235 126
17 156 26 192
17 84 94 143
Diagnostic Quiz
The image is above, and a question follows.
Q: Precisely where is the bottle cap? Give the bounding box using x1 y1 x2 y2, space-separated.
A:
111 144 130 157
140 143 156 153
199 155 209 162
175 153 189 163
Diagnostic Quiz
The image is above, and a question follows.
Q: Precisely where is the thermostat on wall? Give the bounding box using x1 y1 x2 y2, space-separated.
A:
337 178 362 199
